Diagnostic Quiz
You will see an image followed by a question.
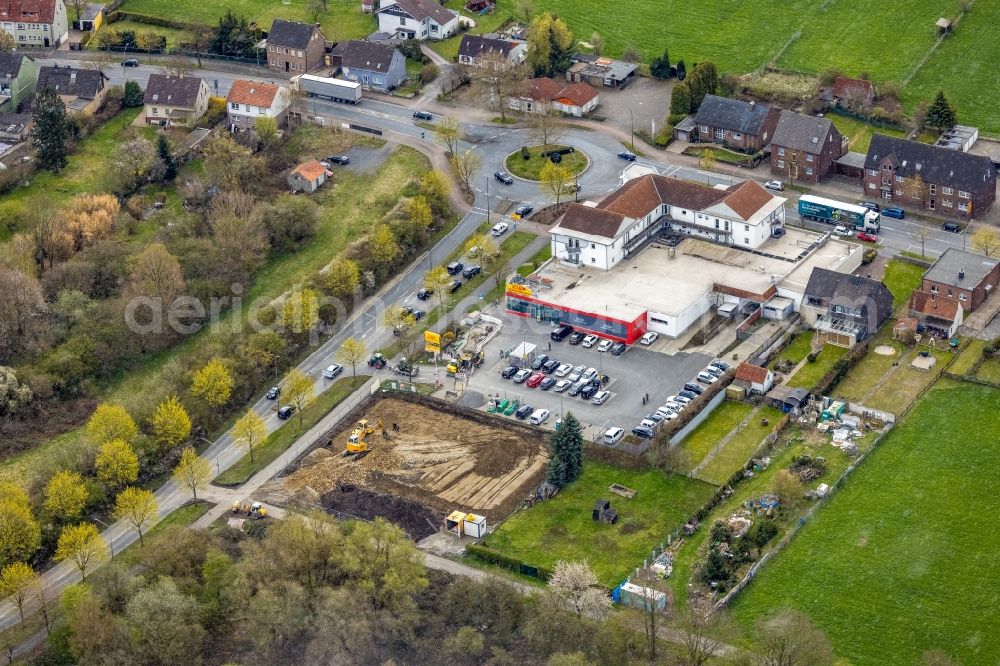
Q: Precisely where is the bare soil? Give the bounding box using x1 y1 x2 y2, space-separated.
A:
322 485 441 540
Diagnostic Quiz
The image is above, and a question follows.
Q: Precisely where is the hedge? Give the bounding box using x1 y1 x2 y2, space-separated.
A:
466 543 552 581
105 10 204 31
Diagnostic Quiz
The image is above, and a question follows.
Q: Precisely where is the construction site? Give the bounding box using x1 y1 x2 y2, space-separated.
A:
261 393 550 535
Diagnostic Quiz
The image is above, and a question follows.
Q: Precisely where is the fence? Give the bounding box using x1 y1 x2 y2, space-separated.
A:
668 391 726 445
735 307 762 341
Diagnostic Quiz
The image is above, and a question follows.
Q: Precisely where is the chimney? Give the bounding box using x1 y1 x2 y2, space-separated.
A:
958 270 965 280
69 71 76 83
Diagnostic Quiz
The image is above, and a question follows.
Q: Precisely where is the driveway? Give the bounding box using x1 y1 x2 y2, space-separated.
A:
597 76 674 139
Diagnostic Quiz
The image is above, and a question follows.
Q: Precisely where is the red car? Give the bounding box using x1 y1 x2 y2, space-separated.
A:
857 232 879 243
526 373 545 388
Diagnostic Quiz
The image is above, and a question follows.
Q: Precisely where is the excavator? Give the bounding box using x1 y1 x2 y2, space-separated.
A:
344 418 383 459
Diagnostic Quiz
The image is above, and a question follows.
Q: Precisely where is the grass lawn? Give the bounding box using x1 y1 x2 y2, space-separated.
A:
483 461 716 587
99 20 193 49
429 0 513 61
696 406 784 486
683 145 753 166
770 332 813 369
974 357 1000 384
117 500 212 566
882 259 926 311
731 381 1000 665
677 401 754 472
865 346 951 414
949 338 985 376
832 325 903 401
215 375 366 486
517 244 552 276
827 112 906 154
504 146 588 181
786 344 848 389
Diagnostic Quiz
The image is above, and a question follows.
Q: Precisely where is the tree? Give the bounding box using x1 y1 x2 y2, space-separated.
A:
112 487 159 547
671 82 692 117
156 133 177 180
0 490 40 566
151 395 192 450
282 368 314 428
232 410 267 465
547 412 583 487
307 0 327 22
136 31 163 55
368 225 401 272
621 45 641 63
971 227 999 257
650 47 671 78
127 244 186 348
281 288 321 334
433 115 462 155
189 24 213 68
402 195 433 231
201 133 265 191
915 225 931 258
772 469 804 513
0 266 48 363
0 562 38 622
95 439 140 490
469 52 530 121
424 265 454 320
540 160 575 205
755 609 833 666
526 13 574 76
589 31 604 57
677 599 731 666
382 305 416 335
172 447 212 501
336 337 367 379
254 115 280 149
699 148 716 171
925 90 957 131
262 195 320 252
123 80 144 108
687 61 719 111
210 207 270 282
55 522 108 581
0 366 32 418
340 517 428 611
0 30 15 52
43 470 89 522
529 110 566 148
419 170 450 206
676 59 687 81
463 232 499 266
106 137 164 195
63 193 119 251
86 403 138 446
449 149 482 192
32 88 69 172
547 561 611 619
320 258 361 300
125 577 206 666
191 358 234 410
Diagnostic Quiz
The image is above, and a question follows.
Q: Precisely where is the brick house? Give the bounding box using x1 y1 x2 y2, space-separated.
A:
0 0 68 48
693 95 779 152
863 134 997 219
920 247 1000 312
143 74 210 127
770 111 846 183
907 290 963 338
266 19 326 75
803 268 893 347
226 79 290 132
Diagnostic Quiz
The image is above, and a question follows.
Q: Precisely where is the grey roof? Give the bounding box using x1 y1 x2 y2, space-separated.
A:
0 111 31 132
0 52 27 80
835 151 867 169
379 0 456 25
37 66 105 100
331 40 399 73
694 95 773 135
81 3 104 20
865 133 996 192
568 55 636 82
144 73 204 107
674 115 697 132
267 18 323 49
923 247 999 287
458 34 516 59
772 110 836 153
805 268 894 323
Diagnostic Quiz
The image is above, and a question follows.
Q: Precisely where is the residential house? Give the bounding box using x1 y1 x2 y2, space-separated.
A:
0 52 36 113
288 159 329 193
507 77 599 117
907 290 963 338
770 110 846 183
70 2 102 31
0 111 31 141
829 76 875 110
734 362 774 395
565 53 636 89
143 74 210 127
36 65 106 115
227 79 290 132
864 134 997 219
376 0 458 41
802 268 893 347
920 247 1000 312
330 40 406 92
457 34 526 68
693 95 780 152
0 0 68 48
266 19 326 74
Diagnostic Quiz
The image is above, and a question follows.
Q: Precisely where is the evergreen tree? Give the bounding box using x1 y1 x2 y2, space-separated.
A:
650 47 671 79
676 60 687 81
925 90 957 130
123 80 144 108
156 134 177 180
32 88 68 173
670 82 691 117
546 412 583 488
687 61 719 112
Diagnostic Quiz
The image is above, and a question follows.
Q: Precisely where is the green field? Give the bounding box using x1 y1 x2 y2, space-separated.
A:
483 461 716 587
678 401 753 472
696 406 783 486
731 381 1000 665
786 344 848 389
99 20 194 49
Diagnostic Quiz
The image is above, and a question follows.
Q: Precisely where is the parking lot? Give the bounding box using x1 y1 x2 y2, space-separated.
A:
462 314 713 436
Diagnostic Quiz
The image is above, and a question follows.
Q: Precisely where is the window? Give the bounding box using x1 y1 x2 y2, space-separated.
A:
257 107 265 114
929 184 936 195
732 132 742 140
744 225 750 232
959 294 967 301
715 128 725 139
868 169 878 176
777 147 785 156
777 160 785 169
929 199 935 210
942 186 953 195
947 289 953 297
881 191 892 199
268 45 273 52
152 107 158 114
590 243 596 249
806 167 814 176
431 24 438 32
17 23 24 29
806 154 814 162
930 286 938 294
959 202 969 212
701 125 709 132
868 182 876 189
895 175 903 182
959 190 969 198
882 164 891 171
744 238 750 245
297 50 303 57
230 102 238 110
943 200 953 208
896 189 904 195
714 219 720 229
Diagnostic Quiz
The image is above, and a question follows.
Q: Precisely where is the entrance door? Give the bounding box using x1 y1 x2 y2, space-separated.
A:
362 74 369 86
285 61 290 72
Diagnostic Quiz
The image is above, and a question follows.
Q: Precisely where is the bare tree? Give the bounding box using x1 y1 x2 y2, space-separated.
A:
468 52 530 122
677 599 732 666
433 115 461 155
529 110 566 148
915 225 931 258
971 227 1000 257
754 609 833 666
449 149 482 192
547 561 611 619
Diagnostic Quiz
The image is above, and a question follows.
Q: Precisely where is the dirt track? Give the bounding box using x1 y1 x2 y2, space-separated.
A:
282 397 549 521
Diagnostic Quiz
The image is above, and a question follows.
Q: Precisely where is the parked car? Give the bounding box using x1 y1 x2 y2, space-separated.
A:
592 390 611 405
610 341 626 355
833 225 853 237
265 386 280 400
639 417 659 430
943 222 961 233
515 404 534 419
596 339 613 352
764 180 784 191
277 405 295 420
581 334 599 348
640 331 659 345
491 222 510 236
501 366 519 379
679 390 698 401
554 363 573 377
526 373 545 388
494 171 514 185
581 367 599 382
882 207 905 219
446 261 464 275
514 205 533 218
603 427 625 445
539 377 557 390
568 331 586 345
550 324 573 341
322 364 343 379
858 201 881 212
121 58 140 67
709 359 730 372
529 408 550 425
580 384 599 400
412 110 433 120
553 379 571 392
447 280 463 293
618 150 637 161
531 354 549 370
632 425 654 439
683 382 705 395
703 365 723 378
512 369 531 383
542 358 561 373
461 265 481 279
668 395 691 405
326 155 350 165
417 288 433 300
696 371 718 384
568 380 587 396
857 232 879 243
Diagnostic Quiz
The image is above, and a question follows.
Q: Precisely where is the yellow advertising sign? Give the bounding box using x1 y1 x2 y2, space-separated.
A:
424 330 441 353
506 282 534 298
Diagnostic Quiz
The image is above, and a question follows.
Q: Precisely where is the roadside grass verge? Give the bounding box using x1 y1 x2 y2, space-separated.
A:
517 244 552 276
785 344 847 389
677 401 753 472
696 406 784 485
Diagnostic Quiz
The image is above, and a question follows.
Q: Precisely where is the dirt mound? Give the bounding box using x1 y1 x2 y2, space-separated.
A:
322 485 441 540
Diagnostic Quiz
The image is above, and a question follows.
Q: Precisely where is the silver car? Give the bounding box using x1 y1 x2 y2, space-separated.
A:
591 390 611 405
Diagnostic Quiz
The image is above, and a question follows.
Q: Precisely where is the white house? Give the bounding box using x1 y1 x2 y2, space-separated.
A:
735 362 774 395
376 0 458 40
0 0 69 48
457 34 526 67
226 79 290 132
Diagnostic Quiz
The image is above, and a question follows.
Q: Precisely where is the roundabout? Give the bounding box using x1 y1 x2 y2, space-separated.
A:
504 145 589 181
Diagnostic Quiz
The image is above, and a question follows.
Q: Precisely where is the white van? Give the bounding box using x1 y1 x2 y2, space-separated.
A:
603 427 625 445
529 408 550 425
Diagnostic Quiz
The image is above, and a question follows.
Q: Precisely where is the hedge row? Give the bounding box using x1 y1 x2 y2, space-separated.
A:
466 543 552 581
106 10 205 31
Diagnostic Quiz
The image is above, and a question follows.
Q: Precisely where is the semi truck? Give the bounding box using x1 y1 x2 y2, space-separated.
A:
290 74 362 104
798 194 880 233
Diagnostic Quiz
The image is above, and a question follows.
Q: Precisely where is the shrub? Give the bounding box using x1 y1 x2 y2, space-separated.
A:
419 63 439 84
862 248 877 264
806 352 818 363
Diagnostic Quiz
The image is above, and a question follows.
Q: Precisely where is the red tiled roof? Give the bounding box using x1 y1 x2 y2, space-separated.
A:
523 77 598 109
736 362 769 384
598 174 729 219
832 76 874 100
228 80 281 108
292 159 328 181
908 290 960 321
555 81 598 107
523 77 563 101
722 180 774 219
556 204 626 239
0 0 56 25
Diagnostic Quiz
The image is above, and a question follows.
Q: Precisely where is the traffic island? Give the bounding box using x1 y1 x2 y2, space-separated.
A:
504 145 589 181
